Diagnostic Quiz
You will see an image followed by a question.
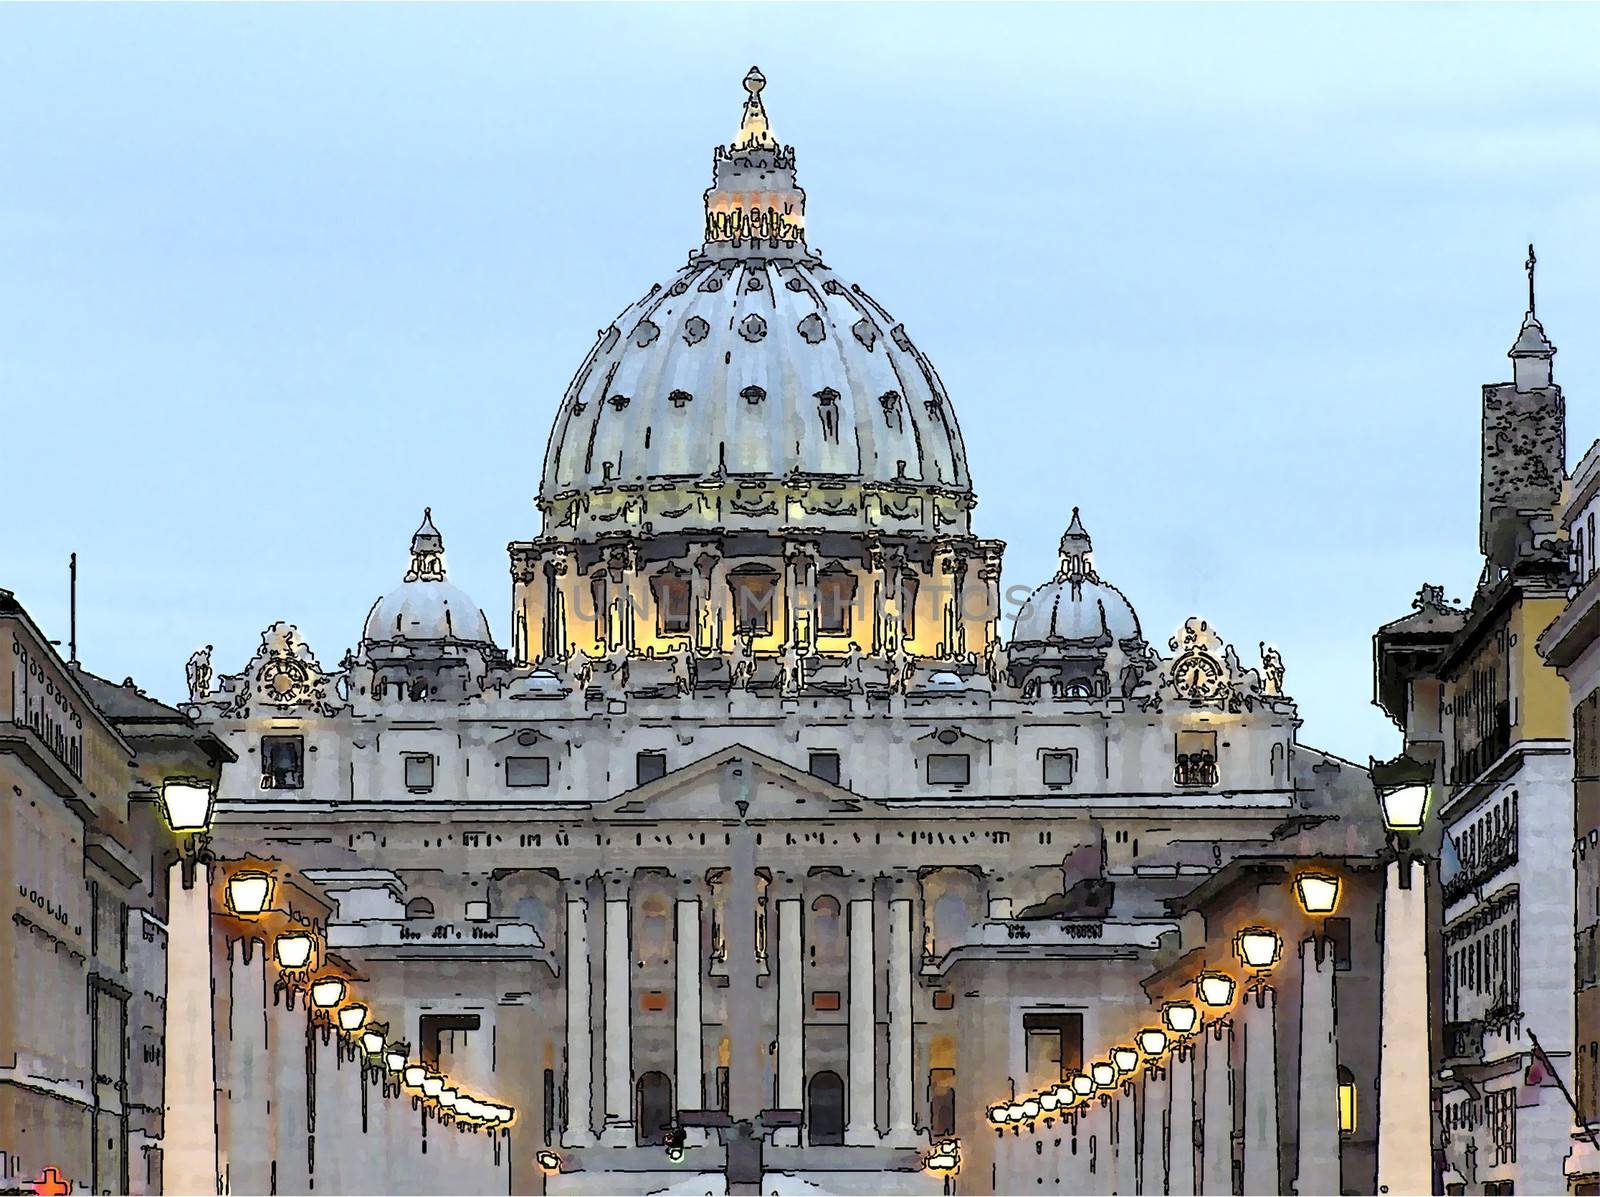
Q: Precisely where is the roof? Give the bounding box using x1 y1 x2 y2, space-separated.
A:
72 666 237 765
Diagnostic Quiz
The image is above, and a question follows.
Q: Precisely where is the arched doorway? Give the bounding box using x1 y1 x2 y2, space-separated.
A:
807 1070 845 1146
636 1071 674 1146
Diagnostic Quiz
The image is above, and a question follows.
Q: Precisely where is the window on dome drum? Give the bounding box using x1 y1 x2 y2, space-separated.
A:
506 755 551 788
260 735 304 790
1042 751 1076 788
637 750 667 786
1174 730 1219 787
816 564 857 637
404 753 434 792
728 565 779 637
896 573 919 640
927 753 970 786
808 750 841 786
650 568 692 637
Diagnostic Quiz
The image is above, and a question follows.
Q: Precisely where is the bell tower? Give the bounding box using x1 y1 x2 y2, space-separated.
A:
1481 245 1564 572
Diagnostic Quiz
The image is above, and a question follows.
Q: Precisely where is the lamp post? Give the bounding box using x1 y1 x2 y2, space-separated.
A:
159 779 221 1196
1372 775 1434 1197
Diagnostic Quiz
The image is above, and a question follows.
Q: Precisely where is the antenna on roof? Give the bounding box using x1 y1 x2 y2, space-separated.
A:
68 552 78 665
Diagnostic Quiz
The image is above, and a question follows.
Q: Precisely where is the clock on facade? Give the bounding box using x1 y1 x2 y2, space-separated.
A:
1172 650 1223 701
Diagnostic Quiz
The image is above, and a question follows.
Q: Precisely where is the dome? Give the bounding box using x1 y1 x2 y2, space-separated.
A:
1009 508 1142 649
537 69 972 539
362 510 496 647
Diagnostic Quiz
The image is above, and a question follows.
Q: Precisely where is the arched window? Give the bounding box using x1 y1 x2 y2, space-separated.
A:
405 896 435 920
807 1071 846 1146
638 894 672 965
817 563 858 637
650 567 691 637
1337 1066 1357 1136
728 565 780 637
636 1072 674 1146
810 895 843 965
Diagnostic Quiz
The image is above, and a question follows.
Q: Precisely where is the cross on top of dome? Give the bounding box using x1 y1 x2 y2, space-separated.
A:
704 67 806 254
732 66 778 152
406 508 446 583
1059 507 1095 583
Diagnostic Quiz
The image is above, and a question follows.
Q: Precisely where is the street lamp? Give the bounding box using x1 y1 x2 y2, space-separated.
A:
1197 972 1235 1008
1235 927 1282 973
1378 784 1429 837
1138 1028 1168 1057
274 932 315 971
337 1003 367 1032
422 1074 444 1099
385 1047 408 1075
361 1028 387 1058
1112 1046 1139 1075
226 870 273 917
404 1064 427 1088
310 977 346 1009
160 780 216 834
1071 1073 1094 1098
1163 1001 1199 1035
1090 1061 1116 1089
1295 871 1342 916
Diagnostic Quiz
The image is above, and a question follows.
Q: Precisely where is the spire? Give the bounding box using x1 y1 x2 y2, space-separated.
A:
405 508 446 582
732 66 777 152
1058 508 1095 583
702 67 807 257
1508 244 1555 391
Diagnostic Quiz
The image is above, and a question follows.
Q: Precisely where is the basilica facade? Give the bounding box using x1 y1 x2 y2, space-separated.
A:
182 70 1377 1194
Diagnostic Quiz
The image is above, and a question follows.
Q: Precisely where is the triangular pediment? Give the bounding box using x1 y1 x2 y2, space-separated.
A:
597 744 870 822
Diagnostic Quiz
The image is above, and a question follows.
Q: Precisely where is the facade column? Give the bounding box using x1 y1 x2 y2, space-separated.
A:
776 896 805 1143
1113 1085 1138 1195
846 894 878 1144
1089 1096 1115 1196
1168 1043 1198 1196
562 880 594 1146
675 897 705 1128
1240 985 1280 1197
1296 938 1341 1196
601 872 635 1145
1199 1021 1233 1196
887 894 916 1143
164 860 219 1196
1143 1064 1171 1196
1378 858 1432 1197
219 936 271 1195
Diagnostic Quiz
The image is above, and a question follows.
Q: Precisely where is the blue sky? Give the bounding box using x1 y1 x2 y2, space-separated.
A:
4 3 1600 763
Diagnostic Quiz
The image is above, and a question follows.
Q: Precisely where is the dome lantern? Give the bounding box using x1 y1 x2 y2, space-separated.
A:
703 65 807 257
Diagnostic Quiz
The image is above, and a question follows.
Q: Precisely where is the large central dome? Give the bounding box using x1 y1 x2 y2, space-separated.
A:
538 68 973 541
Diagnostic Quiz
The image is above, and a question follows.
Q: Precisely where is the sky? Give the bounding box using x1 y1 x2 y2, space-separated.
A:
4 3 1600 765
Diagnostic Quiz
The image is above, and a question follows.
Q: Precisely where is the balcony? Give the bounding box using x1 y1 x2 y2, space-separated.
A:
1442 831 1519 905
921 918 1176 974
1449 706 1512 787
1443 1018 1486 1068
1174 754 1219 788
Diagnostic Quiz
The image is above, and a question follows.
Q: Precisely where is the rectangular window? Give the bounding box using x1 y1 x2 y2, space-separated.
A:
261 735 304 790
1325 916 1353 971
1022 1012 1083 1090
465 900 489 921
728 568 779 637
812 991 842 1011
1174 730 1219 787
809 750 841 786
506 756 551 788
928 1067 957 1139
1042 751 1076 787
637 751 667 785
927 753 970 786
817 568 858 637
419 1012 482 1070
650 570 692 637
404 754 434 792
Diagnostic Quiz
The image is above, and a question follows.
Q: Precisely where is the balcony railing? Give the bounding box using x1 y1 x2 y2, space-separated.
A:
1174 754 1219 788
1442 831 1519 904
1449 706 1512 787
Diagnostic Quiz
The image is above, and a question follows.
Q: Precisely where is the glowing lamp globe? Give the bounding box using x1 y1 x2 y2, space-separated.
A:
499 1107 515 1124
226 871 273 916
457 1098 480 1119
536 1150 560 1172
1236 928 1282 971
1021 1098 1040 1120
1090 1062 1116 1088
404 1065 426 1087
336 1004 367 1032
160 781 215 832
310 978 346 1008
439 1088 458 1108
1164 1001 1199 1034
1071 1074 1094 1097
385 1050 407 1073
422 1075 444 1098
361 1030 385 1056
1138 1028 1169 1056
988 1106 1008 1125
1295 872 1341 916
1112 1047 1139 1074
1198 973 1236 1008
1039 1091 1059 1111
1006 1103 1025 1121
1380 784 1430 834
274 933 315 970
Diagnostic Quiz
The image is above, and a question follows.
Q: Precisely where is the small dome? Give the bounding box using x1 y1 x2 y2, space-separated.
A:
1010 508 1142 649
362 510 496 647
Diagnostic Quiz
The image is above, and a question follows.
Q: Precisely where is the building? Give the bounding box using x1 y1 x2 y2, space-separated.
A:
163 70 1390 1195
1537 435 1600 1192
1374 278 1576 1195
0 588 227 1194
